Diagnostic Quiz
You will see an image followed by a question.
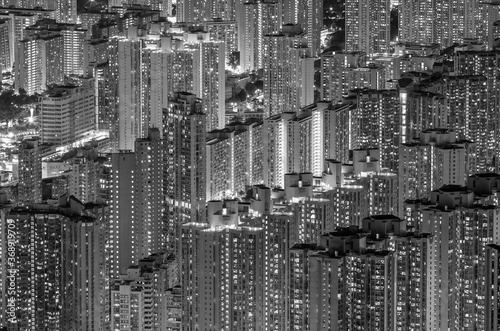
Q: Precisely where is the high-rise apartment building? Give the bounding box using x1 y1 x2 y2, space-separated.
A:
65 153 107 204
290 215 432 331
40 82 95 145
167 47 200 93
308 229 395 331
113 34 143 151
134 129 164 260
15 34 64 94
142 47 167 136
289 243 322 330
263 32 293 117
394 231 434 329
311 101 337 176
206 135 230 199
91 19 121 39
61 27 86 76
180 194 302 331
289 193 334 245
200 41 225 131
361 215 433 331
263 26 314 116
404 53 499 172
176 0 210 22
109 151 135 279
237 0 282 71
437 0 477 46
332 104 360 162
321 149 400 218
330 103 357 163
282 0 323 56
89 60 120 148
180 201 264 331
261 211 292 331
485 244 500 330
351 89 400 171
398 0 435 45
399 0 497 47
368 170 400 216
0 195 11 327
320 51 386 102
0 19 11 72
348 64 386 90
206 119 263 200
179 34 226 132
399 129 476 204
345 0 390 54
238 2 259 71
78 11 117 39
140 36 202 135
55 0 76 23
0 197 109 331
165 285 182 331
263 111 315 188
288 46 315 109
418 185 500 330
25 21 87 77
454 50 500 88
477 2 500 49
370 50 443 90
402 90 448 142
110 253 178 331
175 0 242 22
109 129 163 279
152 0 174 17
446 75 497 172
44 176 69 200
202 19 238 65
263 112 290 189
179 221 207 330
163 92 206 253
83 38 109 69
323 181 370 227
286 112 313 173
17 138 42 205
0 12 37 72
320 51 366 102
453 51 500 170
